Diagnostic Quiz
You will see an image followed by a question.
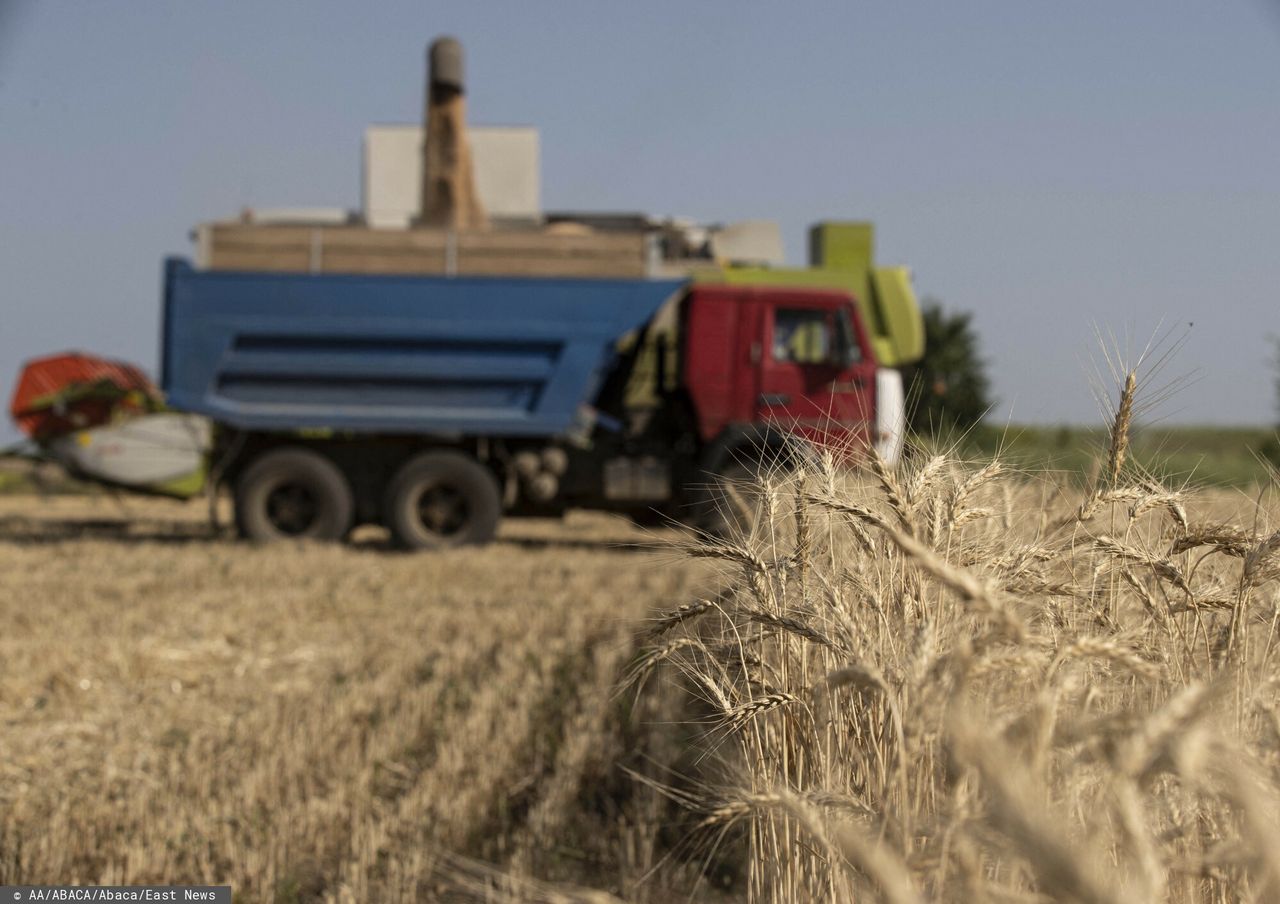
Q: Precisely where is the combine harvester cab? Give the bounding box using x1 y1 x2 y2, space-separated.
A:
8 352 210 497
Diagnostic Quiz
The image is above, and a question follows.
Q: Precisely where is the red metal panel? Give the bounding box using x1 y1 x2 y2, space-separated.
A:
682 285 879 451
9 352 159 440
754 295 877 452
682 286 756 441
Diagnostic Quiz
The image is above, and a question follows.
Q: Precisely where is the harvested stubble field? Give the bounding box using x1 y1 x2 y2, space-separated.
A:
0 496 718 901
7 395 1280 904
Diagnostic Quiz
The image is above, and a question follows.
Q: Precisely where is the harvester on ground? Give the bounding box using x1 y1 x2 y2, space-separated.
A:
6 352 208 497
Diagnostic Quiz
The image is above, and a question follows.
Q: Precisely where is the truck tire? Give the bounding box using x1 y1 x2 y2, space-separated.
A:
234 448 354 543
691 461 763 539
384 450 501 550
629 507 672 528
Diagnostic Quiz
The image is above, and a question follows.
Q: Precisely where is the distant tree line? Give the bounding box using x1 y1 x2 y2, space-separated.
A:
901 300 992 436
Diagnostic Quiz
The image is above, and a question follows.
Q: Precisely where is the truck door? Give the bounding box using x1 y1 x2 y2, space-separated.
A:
756 300 877 449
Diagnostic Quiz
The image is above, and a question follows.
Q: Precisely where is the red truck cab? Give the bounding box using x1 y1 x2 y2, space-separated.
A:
682 285 880 455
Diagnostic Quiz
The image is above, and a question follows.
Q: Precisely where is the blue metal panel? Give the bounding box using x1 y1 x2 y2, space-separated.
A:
160 259 683 437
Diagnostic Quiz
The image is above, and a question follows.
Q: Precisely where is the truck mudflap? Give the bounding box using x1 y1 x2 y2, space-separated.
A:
875 368 905 466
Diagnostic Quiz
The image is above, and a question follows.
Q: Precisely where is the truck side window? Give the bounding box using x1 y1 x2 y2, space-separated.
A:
836 308 862 365
773 309 831 365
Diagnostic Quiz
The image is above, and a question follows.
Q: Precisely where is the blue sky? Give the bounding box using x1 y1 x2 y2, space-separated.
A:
3 1 1279 441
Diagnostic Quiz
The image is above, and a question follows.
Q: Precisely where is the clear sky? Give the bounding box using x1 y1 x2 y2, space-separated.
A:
3 1 1279 442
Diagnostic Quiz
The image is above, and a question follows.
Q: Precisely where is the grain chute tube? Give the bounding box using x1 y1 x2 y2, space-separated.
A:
418 36 487 231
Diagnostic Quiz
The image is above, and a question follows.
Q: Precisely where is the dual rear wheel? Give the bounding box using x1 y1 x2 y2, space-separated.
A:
382 450 502 549
233 447 501 549
234 448 352 542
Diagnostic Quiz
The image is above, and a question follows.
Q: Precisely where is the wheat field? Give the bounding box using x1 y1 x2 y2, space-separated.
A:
5 386 1280 904
633 391 1280 903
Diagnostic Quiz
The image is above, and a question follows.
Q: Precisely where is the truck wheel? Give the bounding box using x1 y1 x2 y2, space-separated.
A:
692 461 763 539
384 450 501 550
629 508 672 528
234 448 354 542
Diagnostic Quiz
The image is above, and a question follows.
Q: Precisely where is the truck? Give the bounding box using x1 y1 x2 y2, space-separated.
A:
158 255 905 549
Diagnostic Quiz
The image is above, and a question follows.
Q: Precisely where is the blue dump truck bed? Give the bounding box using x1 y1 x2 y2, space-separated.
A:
161 259 682 436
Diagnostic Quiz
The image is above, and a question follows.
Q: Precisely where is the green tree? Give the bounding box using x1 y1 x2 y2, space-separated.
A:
1261 336 1280 468
901 300 993 435
1272 335 1280 421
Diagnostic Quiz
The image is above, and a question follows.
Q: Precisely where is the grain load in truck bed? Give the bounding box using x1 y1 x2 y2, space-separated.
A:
195 223 651 279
